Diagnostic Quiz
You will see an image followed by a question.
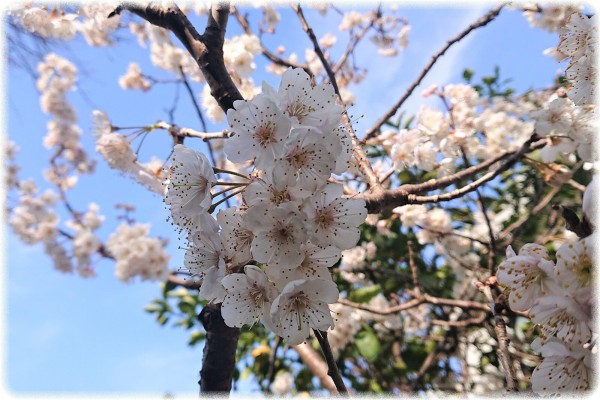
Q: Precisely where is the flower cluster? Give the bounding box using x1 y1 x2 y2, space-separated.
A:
9 180 60 246
106 223 170 282
119 63 152 92
92 111 167 195
8 178 104 276
37 53 95 191
522 4 582 33
63 202 106 277
9 4 120 45
165 68 366 345
4 140 20 190
556 12 597 105
496 177 596 394
375 84 535 176
529 92 596 163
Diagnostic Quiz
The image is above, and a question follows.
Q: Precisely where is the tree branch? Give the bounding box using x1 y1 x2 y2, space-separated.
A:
230 7 312 76
112 2 243 111
111 3 242 394
361 136 543 213
198 303 241 393
313 330 348 394
362 3 505 142
293 3 382 190
293 343 338 393
154 121 232 141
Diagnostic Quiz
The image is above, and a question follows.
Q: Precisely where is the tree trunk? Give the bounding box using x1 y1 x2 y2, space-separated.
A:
198 303 241 394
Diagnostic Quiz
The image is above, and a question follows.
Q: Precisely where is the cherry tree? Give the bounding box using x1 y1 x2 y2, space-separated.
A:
4 2 597 396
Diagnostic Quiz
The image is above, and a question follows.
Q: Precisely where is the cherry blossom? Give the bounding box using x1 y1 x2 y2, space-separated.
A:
262 67 342 131
274 126 339 191
302 182 367 250
531 337 592 393
165 144 216 224
221 265 278 329
266 243 341 286
554 234 596 303
183 229 226 278
246 203 308 269
216 207 254 267
270 278 338 345
496 244 562 311
225 95 291 169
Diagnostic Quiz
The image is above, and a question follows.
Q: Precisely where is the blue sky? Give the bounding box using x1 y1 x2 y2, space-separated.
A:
1 3 565 398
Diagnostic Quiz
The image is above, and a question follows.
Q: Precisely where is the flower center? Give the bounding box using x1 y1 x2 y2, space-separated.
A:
254 122 276 147
286 101 309 120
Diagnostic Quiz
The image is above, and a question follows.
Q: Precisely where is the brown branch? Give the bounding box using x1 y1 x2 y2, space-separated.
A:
407 241 421 294
458 148 498 274
338 291 490 315
265 336 282 392
111 3 242 394
431 312 487 328
198 303 241 393
416 224 490 246
494 312 518 392
332 14 377 74
337 297 425 315
167 274 202 290
361 136 543 213
112 2 243 112
313 330 348 394
293 343 338 393
293 3 382 190
154 121 232 141
362 3 505 142
230 7 311 76
395 148 523 196
499 161 583 244
415 292 490 312
293 4 340 96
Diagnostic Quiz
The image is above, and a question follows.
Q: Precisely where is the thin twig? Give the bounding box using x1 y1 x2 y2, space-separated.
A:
338 291 491 315
407 241 421 294
293 3 382 190
363 3 505 142
154 120 232 140
313 329 348 394
332 12 378 74
293 343 338 393
458 147 498 274
361 136 543 213
111 2 243 112
266 336 282 391
230 7 311 76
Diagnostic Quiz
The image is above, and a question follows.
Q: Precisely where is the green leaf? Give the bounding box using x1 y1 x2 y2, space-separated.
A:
482 76 496 86
349 285 382 303
162 280 177 296
144 303 162 313
355 327 381 362
178 300 196 315
174 318 194 329
463 68 474 82
369 380 383 393
188 330 206 346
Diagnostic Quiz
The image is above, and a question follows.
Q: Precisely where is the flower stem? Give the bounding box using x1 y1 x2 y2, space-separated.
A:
313 329 348 394
209 188 244 213
212 181 248 187
213 167 249 180
212 184 246 198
